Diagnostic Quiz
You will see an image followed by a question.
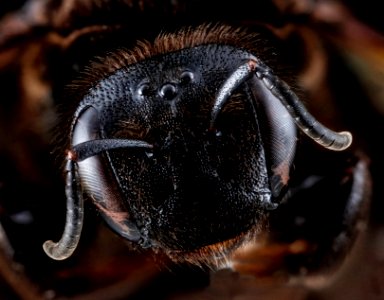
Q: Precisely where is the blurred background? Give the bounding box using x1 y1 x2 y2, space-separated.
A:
0 0 384 299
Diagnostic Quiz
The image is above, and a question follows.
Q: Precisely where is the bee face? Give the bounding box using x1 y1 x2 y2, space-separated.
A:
0 2 376 298
43 24 353 267
73 44 283 257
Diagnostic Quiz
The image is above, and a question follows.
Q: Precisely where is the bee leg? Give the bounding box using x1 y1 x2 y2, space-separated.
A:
232 152 370 280
268 152 371 277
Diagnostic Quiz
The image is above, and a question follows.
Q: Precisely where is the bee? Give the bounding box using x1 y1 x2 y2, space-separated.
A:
0 4 376 299
40 22 367 274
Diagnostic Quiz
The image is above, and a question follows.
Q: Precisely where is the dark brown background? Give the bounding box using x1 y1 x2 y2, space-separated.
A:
0 0 384 299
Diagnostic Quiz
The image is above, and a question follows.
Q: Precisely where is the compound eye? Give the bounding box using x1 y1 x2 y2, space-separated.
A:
180 70 195 85
137 83 151 99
